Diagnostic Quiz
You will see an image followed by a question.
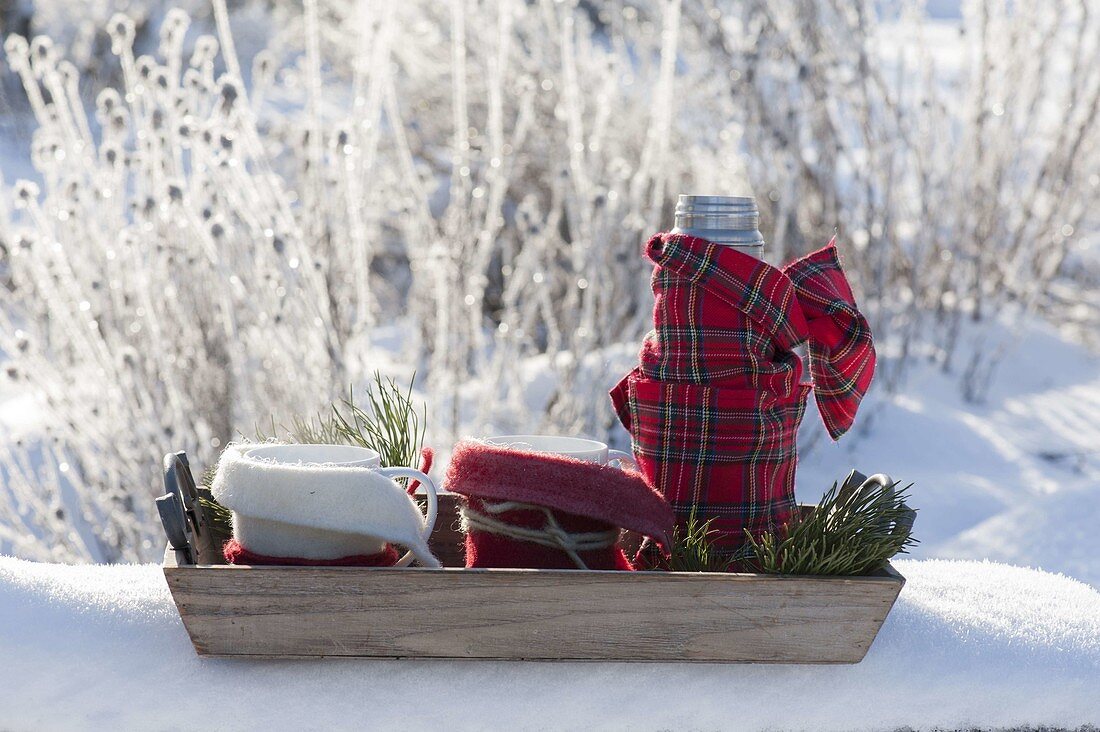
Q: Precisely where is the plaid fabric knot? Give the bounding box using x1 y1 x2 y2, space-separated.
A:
611 232 875 556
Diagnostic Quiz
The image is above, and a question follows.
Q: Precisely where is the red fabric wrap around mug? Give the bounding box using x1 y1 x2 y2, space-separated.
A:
222 539 400 567
611 233 875 559
444 440 674 570
459 497 635 570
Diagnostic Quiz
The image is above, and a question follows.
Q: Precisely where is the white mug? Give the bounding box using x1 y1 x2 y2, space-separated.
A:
243 443 438 567
482 434 639 471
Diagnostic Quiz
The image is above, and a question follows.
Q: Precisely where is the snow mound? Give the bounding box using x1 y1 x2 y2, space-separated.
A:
1 558 1098 730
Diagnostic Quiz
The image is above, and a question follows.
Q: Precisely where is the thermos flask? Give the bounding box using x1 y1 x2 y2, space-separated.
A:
670 194 765 259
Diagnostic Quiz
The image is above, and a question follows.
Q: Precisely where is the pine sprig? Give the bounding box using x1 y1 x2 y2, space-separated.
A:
329 372 426 470
198 467 234 540
214 372 427 536
665 508 735 573
253 372 426 469
746 474 917 576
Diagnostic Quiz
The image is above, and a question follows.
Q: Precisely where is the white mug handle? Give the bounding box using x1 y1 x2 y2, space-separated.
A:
376 467 439 567
607 449 639 472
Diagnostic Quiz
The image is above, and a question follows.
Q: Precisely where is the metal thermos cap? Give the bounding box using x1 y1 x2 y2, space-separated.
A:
671 194 765 257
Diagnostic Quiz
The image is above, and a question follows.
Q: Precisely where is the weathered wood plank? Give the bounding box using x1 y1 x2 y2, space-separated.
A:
164 545 903 663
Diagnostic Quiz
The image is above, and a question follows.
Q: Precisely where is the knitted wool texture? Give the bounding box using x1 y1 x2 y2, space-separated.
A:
444 440 674 570
222 538 400 567
611 233 876 558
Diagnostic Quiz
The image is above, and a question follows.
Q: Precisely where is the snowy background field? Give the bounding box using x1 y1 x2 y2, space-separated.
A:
0 0 1098 728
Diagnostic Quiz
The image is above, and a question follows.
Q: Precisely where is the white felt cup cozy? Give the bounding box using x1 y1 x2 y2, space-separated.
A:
213 444 441 567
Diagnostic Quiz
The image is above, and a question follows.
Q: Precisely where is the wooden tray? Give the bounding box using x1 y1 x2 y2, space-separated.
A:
163 495 905 663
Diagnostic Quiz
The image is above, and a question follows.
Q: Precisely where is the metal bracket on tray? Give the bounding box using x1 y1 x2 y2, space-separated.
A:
838 469 917 537
155 451 219 565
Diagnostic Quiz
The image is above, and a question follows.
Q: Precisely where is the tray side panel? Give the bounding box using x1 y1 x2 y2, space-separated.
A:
164 564 903 663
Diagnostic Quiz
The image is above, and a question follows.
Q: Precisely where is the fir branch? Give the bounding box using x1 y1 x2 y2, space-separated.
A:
252 371 426 469
746 474 918 576
215 372 428 536
198 467 234 540
329 372 426 469
665 508 734 573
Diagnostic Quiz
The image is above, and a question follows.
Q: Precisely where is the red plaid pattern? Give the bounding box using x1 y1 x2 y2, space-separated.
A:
611 232 875 557
783 244 877 439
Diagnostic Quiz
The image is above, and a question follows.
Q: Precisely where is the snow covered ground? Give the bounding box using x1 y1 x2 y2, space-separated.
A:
1 555 1097 730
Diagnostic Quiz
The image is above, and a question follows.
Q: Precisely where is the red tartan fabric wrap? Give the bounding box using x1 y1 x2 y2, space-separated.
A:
610 233 875 557
444 440 674 570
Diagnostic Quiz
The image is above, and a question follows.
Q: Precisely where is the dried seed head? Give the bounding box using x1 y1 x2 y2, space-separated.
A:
190 36 219 68
110 109 128 133
166 180 184 203
58 61 78 88
108 14 136 53
183 68 205 92
135 55 156 81
96 88 121 116
30 132 62 170
217 76 241 112
14 180 40 207
253 51 276 85
30 35 54 64
101 142 121 167
4 34 29 61
160 8 191 42
62 176 81 201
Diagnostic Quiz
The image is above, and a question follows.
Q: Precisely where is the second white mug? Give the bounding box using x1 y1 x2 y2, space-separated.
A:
483 434 638 471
